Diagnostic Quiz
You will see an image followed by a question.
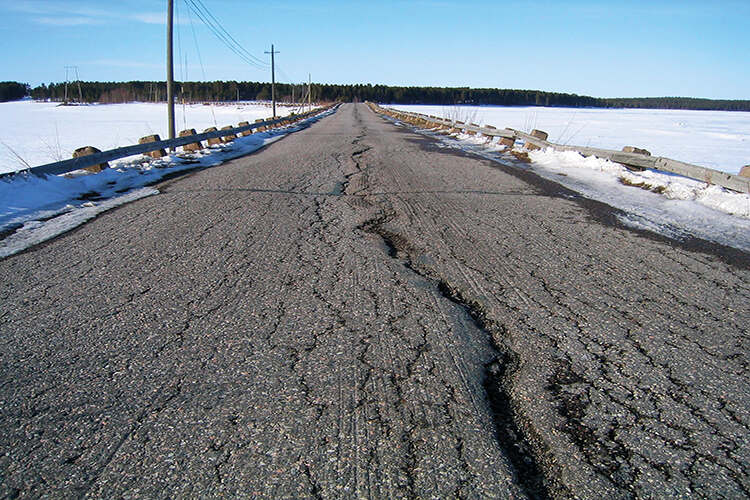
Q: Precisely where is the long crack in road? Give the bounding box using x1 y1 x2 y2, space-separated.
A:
0 103 748 498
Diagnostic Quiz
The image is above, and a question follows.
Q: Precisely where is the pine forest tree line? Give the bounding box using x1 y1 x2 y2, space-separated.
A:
3 80 748 111
0 82 31 102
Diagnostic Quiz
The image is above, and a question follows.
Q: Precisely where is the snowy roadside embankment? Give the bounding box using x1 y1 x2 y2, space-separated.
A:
383 104 750 175
528 148 750 218
0 107 335 259
384 111 750 253
0 100 300 174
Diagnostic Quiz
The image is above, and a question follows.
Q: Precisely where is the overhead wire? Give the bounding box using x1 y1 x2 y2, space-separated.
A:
276 64 293 104
178 0 311 116
274 59 315 112
275 64 310 112
185 0 208 81
175 0 188 129
191 0 268 68
183 0 268 71
183 0 218 124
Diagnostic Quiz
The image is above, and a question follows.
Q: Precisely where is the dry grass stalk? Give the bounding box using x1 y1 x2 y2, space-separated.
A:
618 176 666 194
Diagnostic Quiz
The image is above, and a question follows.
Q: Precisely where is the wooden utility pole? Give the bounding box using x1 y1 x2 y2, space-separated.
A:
264 45 279 118
308 73 311 112
64 66 72 104
166 0 176 143
74 67 83 104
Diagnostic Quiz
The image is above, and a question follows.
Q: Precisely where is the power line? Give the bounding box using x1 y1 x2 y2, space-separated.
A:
185 0 208 81
183 0 217 123
175 0 185 82
175 0 189 129
183 0 267 71
190 0 268 67
184 0 264 70
275 64 294 85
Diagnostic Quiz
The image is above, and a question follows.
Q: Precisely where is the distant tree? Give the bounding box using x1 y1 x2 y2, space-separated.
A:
256 87 270 101
99 87 133 104
0 82 30 102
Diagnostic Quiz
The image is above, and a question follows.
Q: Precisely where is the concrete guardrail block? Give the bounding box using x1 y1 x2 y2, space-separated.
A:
464 123 479 136
482 125 496 141
622 146 652 156
138 134 168 159
73 146 109 173
237 121 253 136
179 129 202 152
524 130 548 151
220 126 238 142
530 129 549 141
204 127 222 146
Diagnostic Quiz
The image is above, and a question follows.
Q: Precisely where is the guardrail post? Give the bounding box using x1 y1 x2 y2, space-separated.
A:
255 118 267 132
740 165 750 178
436 122 452 135
237 121 252 136
482 125 497 143
466 123 480 136
138 134 168 158
73 146 109 173
622 146 651 156
524 129 548 151
179 129 202 152
220 126 237 142
204 127 222 146
499 136 516 148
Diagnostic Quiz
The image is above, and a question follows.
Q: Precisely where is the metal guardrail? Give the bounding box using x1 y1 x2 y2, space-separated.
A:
1 105 337 179
370 103 750 194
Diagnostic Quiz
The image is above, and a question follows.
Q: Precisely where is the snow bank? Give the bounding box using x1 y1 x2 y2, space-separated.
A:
0 100 300 174
387 114 750 252
384 104 750 175
0 107 335 259
528 148 750 219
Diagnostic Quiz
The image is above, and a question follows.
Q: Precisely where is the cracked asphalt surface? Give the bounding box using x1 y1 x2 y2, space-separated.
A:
1 103 748 498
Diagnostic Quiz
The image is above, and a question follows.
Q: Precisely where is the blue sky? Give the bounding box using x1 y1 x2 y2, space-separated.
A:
1 0 748 99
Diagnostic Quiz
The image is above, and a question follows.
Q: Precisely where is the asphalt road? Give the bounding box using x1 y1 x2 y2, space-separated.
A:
1 103 748 499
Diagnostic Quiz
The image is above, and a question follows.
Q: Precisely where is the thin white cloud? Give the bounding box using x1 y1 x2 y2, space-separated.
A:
5 1 168 26
5 0 61 15
130 12 165 25
7 1 108 17
34 16 101 26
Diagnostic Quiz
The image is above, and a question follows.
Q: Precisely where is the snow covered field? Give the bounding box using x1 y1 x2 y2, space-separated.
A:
384 105 750 175
0 100 298 174
383 110 750 253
